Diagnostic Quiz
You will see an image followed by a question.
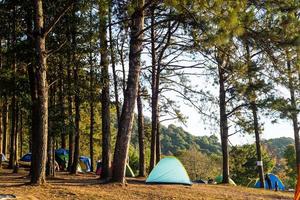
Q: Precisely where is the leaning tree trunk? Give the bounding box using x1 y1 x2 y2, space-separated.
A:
112 0 145 183
218 56 229 184
99 1 111 179
137 84 145 177
31 0 49 185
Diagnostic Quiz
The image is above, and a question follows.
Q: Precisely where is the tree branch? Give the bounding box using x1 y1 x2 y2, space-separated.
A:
43 1 74 37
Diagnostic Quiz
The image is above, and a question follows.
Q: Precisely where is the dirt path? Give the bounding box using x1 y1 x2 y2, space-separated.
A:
0 168 294 200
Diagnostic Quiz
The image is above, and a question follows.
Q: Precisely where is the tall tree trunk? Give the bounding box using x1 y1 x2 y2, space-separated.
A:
89 41 94 172
108 1 120 124
59 64 66 149
8 3 17 170
149 5 157 171
245 42 265 188
137 84 145 177
155 121 160 163
287 53 300 175
13 102 19 173
47 86 55 177
99 1 111 179
218 55 229 184
19 110 23 158
70 7 79 174
0 102 2 168
8 101 16 169
112 0 145 183
67 48 74 170
251 102 265 188
2 98 8 156
31 0 48 185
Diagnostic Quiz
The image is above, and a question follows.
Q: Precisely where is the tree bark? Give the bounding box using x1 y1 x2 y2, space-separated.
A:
251 102 265 188
99 1 111 179
217 53 229 184
137 84 145 177
88 27 94 172
67 46 74 170
13 103 19 173
155 121 161 163
287 53 300 175
245 42 265 188
149 5 157 171
108 1 120 124
59 63 66 149
112 0 145 183
2 98 8 156
31 0 49 185
8 3 17 170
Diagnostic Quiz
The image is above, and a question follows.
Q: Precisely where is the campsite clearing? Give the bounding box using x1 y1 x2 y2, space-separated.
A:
0 168 294 200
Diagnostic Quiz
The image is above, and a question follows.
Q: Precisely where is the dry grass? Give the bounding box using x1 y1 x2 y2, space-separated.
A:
0 168 294 200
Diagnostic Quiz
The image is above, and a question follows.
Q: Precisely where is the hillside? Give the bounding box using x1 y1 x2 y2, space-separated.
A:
263 137 294 158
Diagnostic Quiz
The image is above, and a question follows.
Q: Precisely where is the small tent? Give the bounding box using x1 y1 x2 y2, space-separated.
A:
55 148 69 169
215 175 236 186
254 173 285 191
146 157 192 185
79 156 92 172
1 153 7 162
20 153 32 162
96 160 135 177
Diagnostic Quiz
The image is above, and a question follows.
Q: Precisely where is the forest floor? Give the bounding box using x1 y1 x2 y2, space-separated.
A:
0 167 294 200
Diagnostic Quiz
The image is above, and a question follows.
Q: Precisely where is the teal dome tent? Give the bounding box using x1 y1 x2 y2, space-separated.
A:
146 157 192 185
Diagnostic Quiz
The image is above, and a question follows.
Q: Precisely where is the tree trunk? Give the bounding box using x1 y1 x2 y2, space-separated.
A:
2 98 8 156
218 55 229 184
156 121 161 163
19 110 23 158
89 43 94 172
149 5 157 171
8 3 17 170
99 1 111 179
71 55 80 174
287 53 300 175
67 49 74 171
31 0 48 185
8 99 16 169
137 84 145 177
245 42 265 188
251 102 265 188
13 103 19 173
112 0 145 183
59 64 66 149
47 87 55 177
0 102 2 168
108 2 120 124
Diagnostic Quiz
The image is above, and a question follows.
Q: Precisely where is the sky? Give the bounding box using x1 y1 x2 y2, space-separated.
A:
166 102 294 145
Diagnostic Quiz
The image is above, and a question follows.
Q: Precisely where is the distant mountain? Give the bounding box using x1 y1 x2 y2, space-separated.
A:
159 124 222 155
262 137 294 158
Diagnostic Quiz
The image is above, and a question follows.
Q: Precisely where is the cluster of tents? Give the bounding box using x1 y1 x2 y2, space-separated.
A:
18 149 92 173
145 157 285 191
3 151 285 191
